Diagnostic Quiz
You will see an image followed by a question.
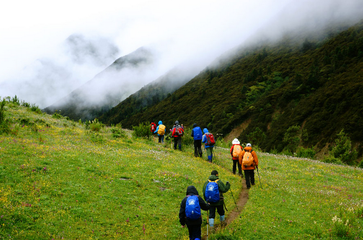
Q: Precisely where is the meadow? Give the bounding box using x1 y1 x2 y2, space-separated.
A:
1 100 363 239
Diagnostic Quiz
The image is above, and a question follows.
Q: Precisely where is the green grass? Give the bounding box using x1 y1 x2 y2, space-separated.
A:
1 102 363 239
0 102 241 239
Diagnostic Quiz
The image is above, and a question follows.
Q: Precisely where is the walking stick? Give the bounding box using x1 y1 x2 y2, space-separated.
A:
256 166 262 188
206 210 209 240
230 189 239 211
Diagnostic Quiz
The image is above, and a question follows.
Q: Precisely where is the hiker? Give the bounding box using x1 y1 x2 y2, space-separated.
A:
203 170 230 229
172 120 184 150
150 121 157 134
154 120 166 143
230 138 243 177
179 185 210 240
202 128 215 162
239 143 259 189
191 123 203 157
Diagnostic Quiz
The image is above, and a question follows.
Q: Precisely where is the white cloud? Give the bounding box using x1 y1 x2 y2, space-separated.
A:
0 0 362 107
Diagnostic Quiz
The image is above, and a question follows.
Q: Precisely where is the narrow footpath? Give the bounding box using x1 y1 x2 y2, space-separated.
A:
202 177 249 239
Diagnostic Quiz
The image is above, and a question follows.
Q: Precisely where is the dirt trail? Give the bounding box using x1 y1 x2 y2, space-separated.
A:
201 177 249 239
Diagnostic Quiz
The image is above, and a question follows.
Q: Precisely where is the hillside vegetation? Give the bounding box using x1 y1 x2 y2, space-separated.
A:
1 99 363 239
100 21 363 161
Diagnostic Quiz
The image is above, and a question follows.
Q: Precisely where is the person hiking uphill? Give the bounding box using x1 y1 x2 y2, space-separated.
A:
179 185 210 240
150 121 157 134
202 128 215 162
203 170 230 230
239 143 259 189
154 121 166 143
172 120 184 150
230 138 243 177
191 123 203 157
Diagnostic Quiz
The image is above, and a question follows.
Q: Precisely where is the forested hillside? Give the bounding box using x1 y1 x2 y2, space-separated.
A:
100 21 363 159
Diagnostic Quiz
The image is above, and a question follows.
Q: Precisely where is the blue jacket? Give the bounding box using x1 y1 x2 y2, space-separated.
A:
191 126 203 140
202 128 214 148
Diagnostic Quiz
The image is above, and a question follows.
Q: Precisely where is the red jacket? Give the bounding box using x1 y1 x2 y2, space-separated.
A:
239 146 259 170
172 125 184 138
230 144 242 160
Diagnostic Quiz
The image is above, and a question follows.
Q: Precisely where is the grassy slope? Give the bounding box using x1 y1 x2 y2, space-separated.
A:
1 103 363 239
0 102 241 239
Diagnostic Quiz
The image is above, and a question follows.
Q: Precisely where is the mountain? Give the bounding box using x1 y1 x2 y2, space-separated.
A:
98 65 199 125
44 47 155 121
99 21 363 158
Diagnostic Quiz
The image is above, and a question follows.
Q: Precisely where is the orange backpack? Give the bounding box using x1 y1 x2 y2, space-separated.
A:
232 145 242 158
242 150 254 168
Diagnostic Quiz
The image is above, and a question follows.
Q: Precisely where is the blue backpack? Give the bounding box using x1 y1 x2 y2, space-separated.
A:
185 195 201 220
194 127 203 140
205 181 220 203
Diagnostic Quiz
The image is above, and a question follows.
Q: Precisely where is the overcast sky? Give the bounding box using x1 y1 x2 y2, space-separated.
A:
0 0 362 107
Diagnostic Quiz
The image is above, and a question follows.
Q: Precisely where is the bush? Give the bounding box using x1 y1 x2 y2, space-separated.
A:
132 122 150 138
30 104 42 114
283 125 301 153
358 160 363 169
247 127 266 147
331 129 358 165
0 100 10 134
322 155 343 165
296 147 316 159
110 125 127 138
52 112 62 119
90 119 103 132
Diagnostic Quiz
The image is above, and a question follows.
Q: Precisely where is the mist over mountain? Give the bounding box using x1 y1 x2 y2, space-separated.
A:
0 34 120 108
43 47 160 120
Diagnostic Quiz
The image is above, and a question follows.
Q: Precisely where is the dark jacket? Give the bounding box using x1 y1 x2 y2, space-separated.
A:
202 175 230 206
179 186 210 226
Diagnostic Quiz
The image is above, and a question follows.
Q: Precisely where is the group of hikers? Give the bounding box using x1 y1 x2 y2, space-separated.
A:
150 121 216 162
151 121 259 240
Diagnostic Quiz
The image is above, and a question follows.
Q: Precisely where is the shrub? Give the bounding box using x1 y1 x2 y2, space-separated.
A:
247 127 266 147
52 112 62 119
283 125 300 153
110 126 126 138
90 119 103 132
0 100 10 134
331 129 358 165
132 122 150 138
296 147 316 159
358 160 363 169
30 104 42 114
322 155 343 165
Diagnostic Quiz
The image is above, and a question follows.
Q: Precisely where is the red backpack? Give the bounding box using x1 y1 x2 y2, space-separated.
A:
205 133 215 146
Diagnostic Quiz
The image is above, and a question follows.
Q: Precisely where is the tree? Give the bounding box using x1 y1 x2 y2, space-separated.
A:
331 129 358 165
283 125 301 153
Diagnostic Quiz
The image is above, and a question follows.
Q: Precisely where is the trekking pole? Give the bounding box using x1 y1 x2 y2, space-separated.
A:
206 210 209 240
256 166 263 188
230 189 239 211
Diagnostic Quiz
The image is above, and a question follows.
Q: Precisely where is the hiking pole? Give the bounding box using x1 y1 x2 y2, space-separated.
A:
206 210 209 240
230 189 239 211
256 166 263 188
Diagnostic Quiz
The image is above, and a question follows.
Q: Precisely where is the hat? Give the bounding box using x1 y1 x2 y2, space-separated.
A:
193 123 197 128
203 128 209 134
175 120 179 125
211 170 218 176
232 138 240 145
246 143 252 147
158 120 162 125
